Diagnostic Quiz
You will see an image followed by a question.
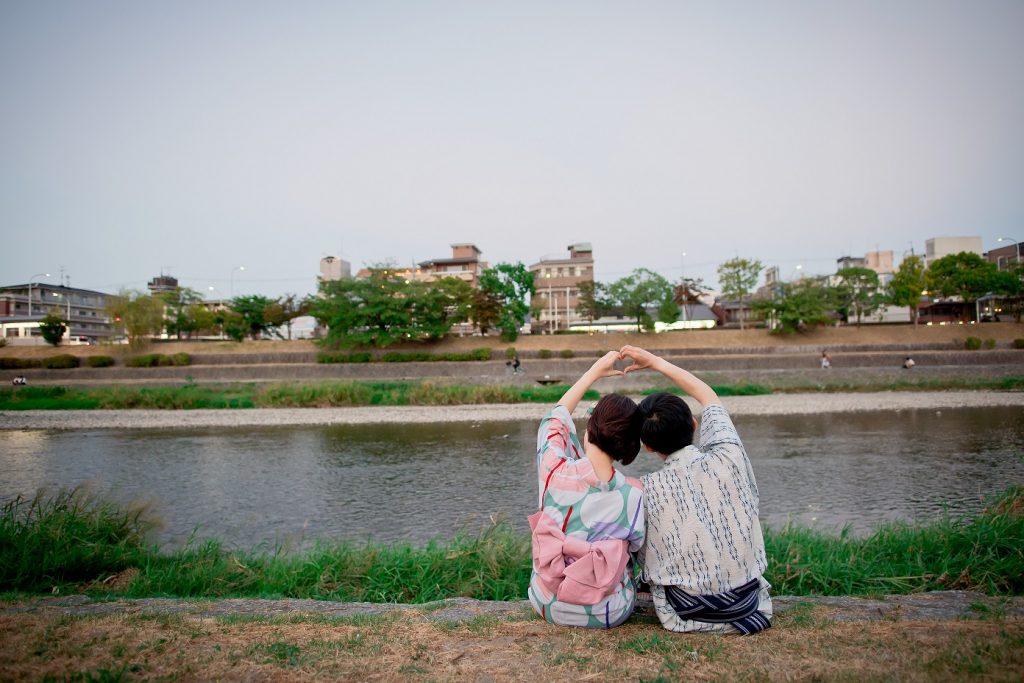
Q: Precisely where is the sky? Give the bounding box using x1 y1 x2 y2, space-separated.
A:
1 0 1022 299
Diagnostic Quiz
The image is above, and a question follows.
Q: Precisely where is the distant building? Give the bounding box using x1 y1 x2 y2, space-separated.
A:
529 243 595 333
0 282 115 345
319 256 352 282
925 236 983 266
415 243 488 287
985 243 1022 271
147 274 179 294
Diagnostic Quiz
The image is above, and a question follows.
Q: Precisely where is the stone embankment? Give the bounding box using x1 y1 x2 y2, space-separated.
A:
11 349 1024 388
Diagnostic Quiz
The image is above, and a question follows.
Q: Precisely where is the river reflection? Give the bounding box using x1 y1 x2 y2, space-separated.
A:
1 406 1021 549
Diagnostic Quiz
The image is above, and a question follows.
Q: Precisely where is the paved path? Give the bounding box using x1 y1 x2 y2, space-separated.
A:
2 390 1022 430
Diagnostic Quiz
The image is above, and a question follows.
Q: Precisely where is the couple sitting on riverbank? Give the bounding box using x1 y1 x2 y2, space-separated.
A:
528 345 771 634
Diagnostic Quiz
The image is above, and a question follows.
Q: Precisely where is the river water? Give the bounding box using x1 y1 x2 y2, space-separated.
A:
2 406 1022 549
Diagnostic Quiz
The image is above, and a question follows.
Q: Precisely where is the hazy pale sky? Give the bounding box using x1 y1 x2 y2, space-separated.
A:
2 1 1022 298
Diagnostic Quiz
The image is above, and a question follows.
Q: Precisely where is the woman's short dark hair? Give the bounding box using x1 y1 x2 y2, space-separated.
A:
637 392 695 455
586 393 642 465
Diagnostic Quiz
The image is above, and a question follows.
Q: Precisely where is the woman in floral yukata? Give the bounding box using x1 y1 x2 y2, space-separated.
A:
528 350 646 628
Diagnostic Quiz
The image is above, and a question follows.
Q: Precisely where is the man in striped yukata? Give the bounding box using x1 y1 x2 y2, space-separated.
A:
620 345 772 635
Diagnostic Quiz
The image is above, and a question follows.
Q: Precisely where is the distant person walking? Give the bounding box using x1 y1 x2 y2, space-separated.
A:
820 352 832 369
902 356 916 370
512 354 522 374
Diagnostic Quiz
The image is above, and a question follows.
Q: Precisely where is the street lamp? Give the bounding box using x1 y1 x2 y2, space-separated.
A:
997 237 1021 264
230 266 245 298
544 272 554 334
51 291 72 340
680 252 687 323
28 273 50 317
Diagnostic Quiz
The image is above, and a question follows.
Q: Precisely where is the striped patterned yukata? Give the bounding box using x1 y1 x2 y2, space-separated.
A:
639 404 772 633
528 405 645 628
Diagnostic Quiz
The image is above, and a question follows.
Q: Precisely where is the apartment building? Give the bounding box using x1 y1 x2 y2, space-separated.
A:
924 236 983 266
985 242 1021 271
0 282 115 344
415 243 488 287
529 243 594 333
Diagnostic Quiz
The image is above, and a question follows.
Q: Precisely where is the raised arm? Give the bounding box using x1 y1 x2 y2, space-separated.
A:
558 350 624 413
619 345 721 407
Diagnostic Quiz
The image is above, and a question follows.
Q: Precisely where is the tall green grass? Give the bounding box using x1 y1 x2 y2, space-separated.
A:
2 486 1021 600
0 486 160 591
0 382 595 410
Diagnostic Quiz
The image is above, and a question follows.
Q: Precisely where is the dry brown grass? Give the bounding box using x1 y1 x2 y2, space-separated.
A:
1 604 1021 682
5 321 1022 360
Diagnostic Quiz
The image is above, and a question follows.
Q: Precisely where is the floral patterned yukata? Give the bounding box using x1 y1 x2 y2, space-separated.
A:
528 405 645 628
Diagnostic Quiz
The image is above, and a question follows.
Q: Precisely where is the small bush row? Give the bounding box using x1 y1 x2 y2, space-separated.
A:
317 348 492 364
0 355 82 369
1012 338 1024 349
536 349 576 359
125 352 191 367
964 337 997 350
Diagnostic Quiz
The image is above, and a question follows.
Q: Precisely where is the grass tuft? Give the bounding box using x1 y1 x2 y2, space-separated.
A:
3 486 1022 601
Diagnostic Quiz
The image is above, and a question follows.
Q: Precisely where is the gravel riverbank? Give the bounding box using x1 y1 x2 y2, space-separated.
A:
2 390 1021 430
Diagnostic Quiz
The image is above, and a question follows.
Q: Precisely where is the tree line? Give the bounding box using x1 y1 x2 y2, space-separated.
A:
34 251 1023 347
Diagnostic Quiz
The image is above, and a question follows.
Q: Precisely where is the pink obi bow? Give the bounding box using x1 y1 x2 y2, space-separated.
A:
528 510 630 606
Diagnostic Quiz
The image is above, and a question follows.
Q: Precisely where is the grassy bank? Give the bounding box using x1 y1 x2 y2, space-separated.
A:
3 376 1021 411
0 382 600 410
2 486 1021 601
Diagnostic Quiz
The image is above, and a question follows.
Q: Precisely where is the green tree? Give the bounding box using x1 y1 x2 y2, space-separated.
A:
471 289 502 336
106 291 165 346
529 293 548 329
752 278 833 334
607 268 675 332
229 295 278 340
410 277 473 341
926 252 1004 321
160 287 204 339
38 310 67 346
478 262 535 341
888 255 927 326
264 294 313 341
833 267 882 326
312 268 416 348
575 281 610 327
717 258 764 330
991 264 1024 323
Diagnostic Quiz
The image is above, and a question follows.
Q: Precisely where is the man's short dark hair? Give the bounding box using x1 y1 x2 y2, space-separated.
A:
638 392 695 455
587 393 642 465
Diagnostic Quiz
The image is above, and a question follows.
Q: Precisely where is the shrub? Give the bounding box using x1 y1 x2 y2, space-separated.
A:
470 347 492 361
171 352 191 366
983 338 996 350
0 358 38 370
40 354 79 369
382 351 433 363
85 355 115 368
538 349 553 359
559 349 575 359
0 339 6 348
964 337 982 350
317 352 373 364
125 354 166 367
505 347 517 360
1013 339 1024 349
